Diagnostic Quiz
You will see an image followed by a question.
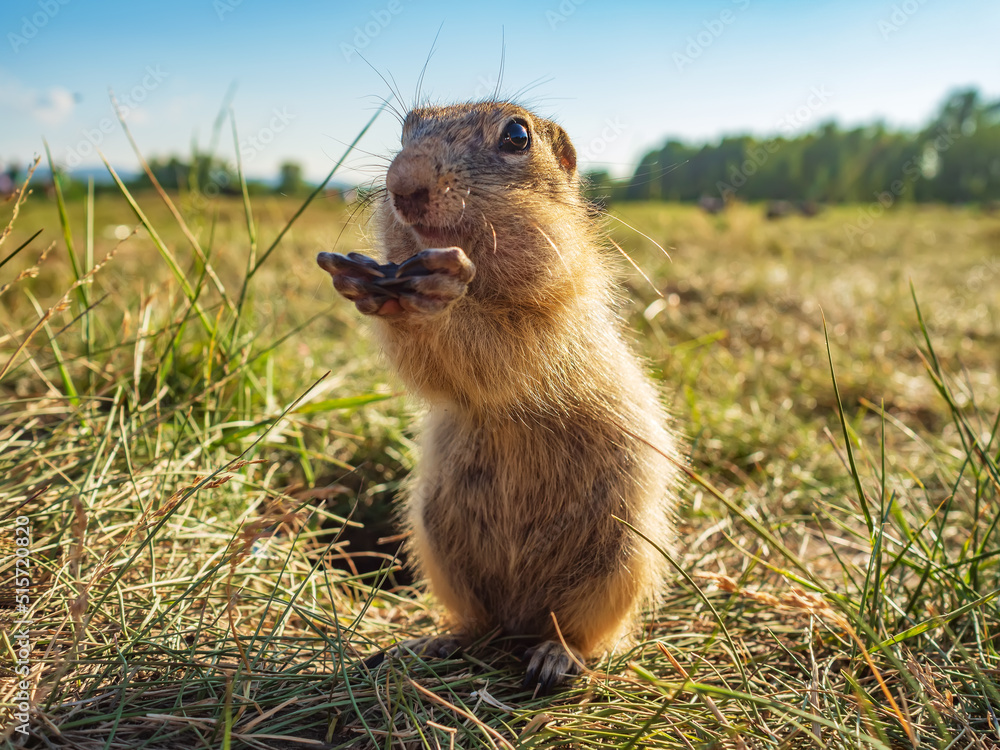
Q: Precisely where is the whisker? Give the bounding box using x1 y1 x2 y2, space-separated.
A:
323 141 392 162
508 77 557 108
479 212 497 254
414 24 444 108
466 184 584 215
609 238 662 297
330 202 372 251
534 225 577 294
347 167 392 176
605 213 672 261
362 93 405 126
493 30 506 103
358 56 407 123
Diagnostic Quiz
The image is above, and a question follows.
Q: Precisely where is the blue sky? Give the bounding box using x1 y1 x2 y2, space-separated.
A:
1 0 997 183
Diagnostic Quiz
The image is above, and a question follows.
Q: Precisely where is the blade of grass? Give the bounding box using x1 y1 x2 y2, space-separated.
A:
238 102 386 294
44 140 88 316
98 152 224 352
109 92 234 312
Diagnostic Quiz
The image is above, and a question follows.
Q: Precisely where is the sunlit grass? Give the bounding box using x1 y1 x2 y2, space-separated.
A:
1 128 998 748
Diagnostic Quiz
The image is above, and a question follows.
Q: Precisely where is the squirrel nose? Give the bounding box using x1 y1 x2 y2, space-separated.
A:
387 150 436 223
392 188 430 222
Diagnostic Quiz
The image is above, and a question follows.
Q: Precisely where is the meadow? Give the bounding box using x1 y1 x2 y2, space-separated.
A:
1 155 999 748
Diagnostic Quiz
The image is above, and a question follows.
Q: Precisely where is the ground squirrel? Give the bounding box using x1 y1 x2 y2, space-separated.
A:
318 100 682 691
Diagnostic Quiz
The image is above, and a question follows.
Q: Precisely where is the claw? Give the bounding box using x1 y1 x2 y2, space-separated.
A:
395 247 475 283
363 635 462 670
396 635 462 660
523 641 583 695
332 274 389 300
395 253 437 278
317 251 388 278
371 276 416 290
362 649 387 670
346 251 386 269
331 275 394 314
318 248 474 316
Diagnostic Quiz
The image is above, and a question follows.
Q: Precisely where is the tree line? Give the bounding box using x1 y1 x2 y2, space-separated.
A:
586 89 1000 205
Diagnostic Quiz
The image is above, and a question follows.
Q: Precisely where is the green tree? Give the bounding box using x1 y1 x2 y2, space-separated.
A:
623 88 1000 205
277 161 305 195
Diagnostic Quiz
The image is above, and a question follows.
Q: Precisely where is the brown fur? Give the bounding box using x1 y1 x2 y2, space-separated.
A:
360 102 682 662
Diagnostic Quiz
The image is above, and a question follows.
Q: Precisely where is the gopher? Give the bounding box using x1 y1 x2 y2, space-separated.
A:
317 100 682 691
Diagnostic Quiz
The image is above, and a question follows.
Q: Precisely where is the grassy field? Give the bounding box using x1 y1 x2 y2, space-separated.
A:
1 155 999 748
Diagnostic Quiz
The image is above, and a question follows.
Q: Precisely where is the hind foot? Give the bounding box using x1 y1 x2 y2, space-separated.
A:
362 634 462 670
392 634 462 659
523 640 584 694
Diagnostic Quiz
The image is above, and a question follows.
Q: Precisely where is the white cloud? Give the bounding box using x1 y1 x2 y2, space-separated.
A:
32 86 76 125
0 72 77 126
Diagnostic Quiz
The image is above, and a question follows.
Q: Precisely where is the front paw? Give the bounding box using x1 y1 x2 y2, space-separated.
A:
317 251 395 315
317 248 475 317
380 247 476 315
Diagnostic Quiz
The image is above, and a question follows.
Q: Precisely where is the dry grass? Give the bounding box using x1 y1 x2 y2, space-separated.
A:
1 145 998 749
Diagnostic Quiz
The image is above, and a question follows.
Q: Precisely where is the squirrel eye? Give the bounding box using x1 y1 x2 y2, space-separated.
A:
499 120 530 152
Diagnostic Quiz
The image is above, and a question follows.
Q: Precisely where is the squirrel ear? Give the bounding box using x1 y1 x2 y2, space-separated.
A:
547 123 577 175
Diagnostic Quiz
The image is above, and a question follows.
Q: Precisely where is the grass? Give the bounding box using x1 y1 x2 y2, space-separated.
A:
1 126 999 748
